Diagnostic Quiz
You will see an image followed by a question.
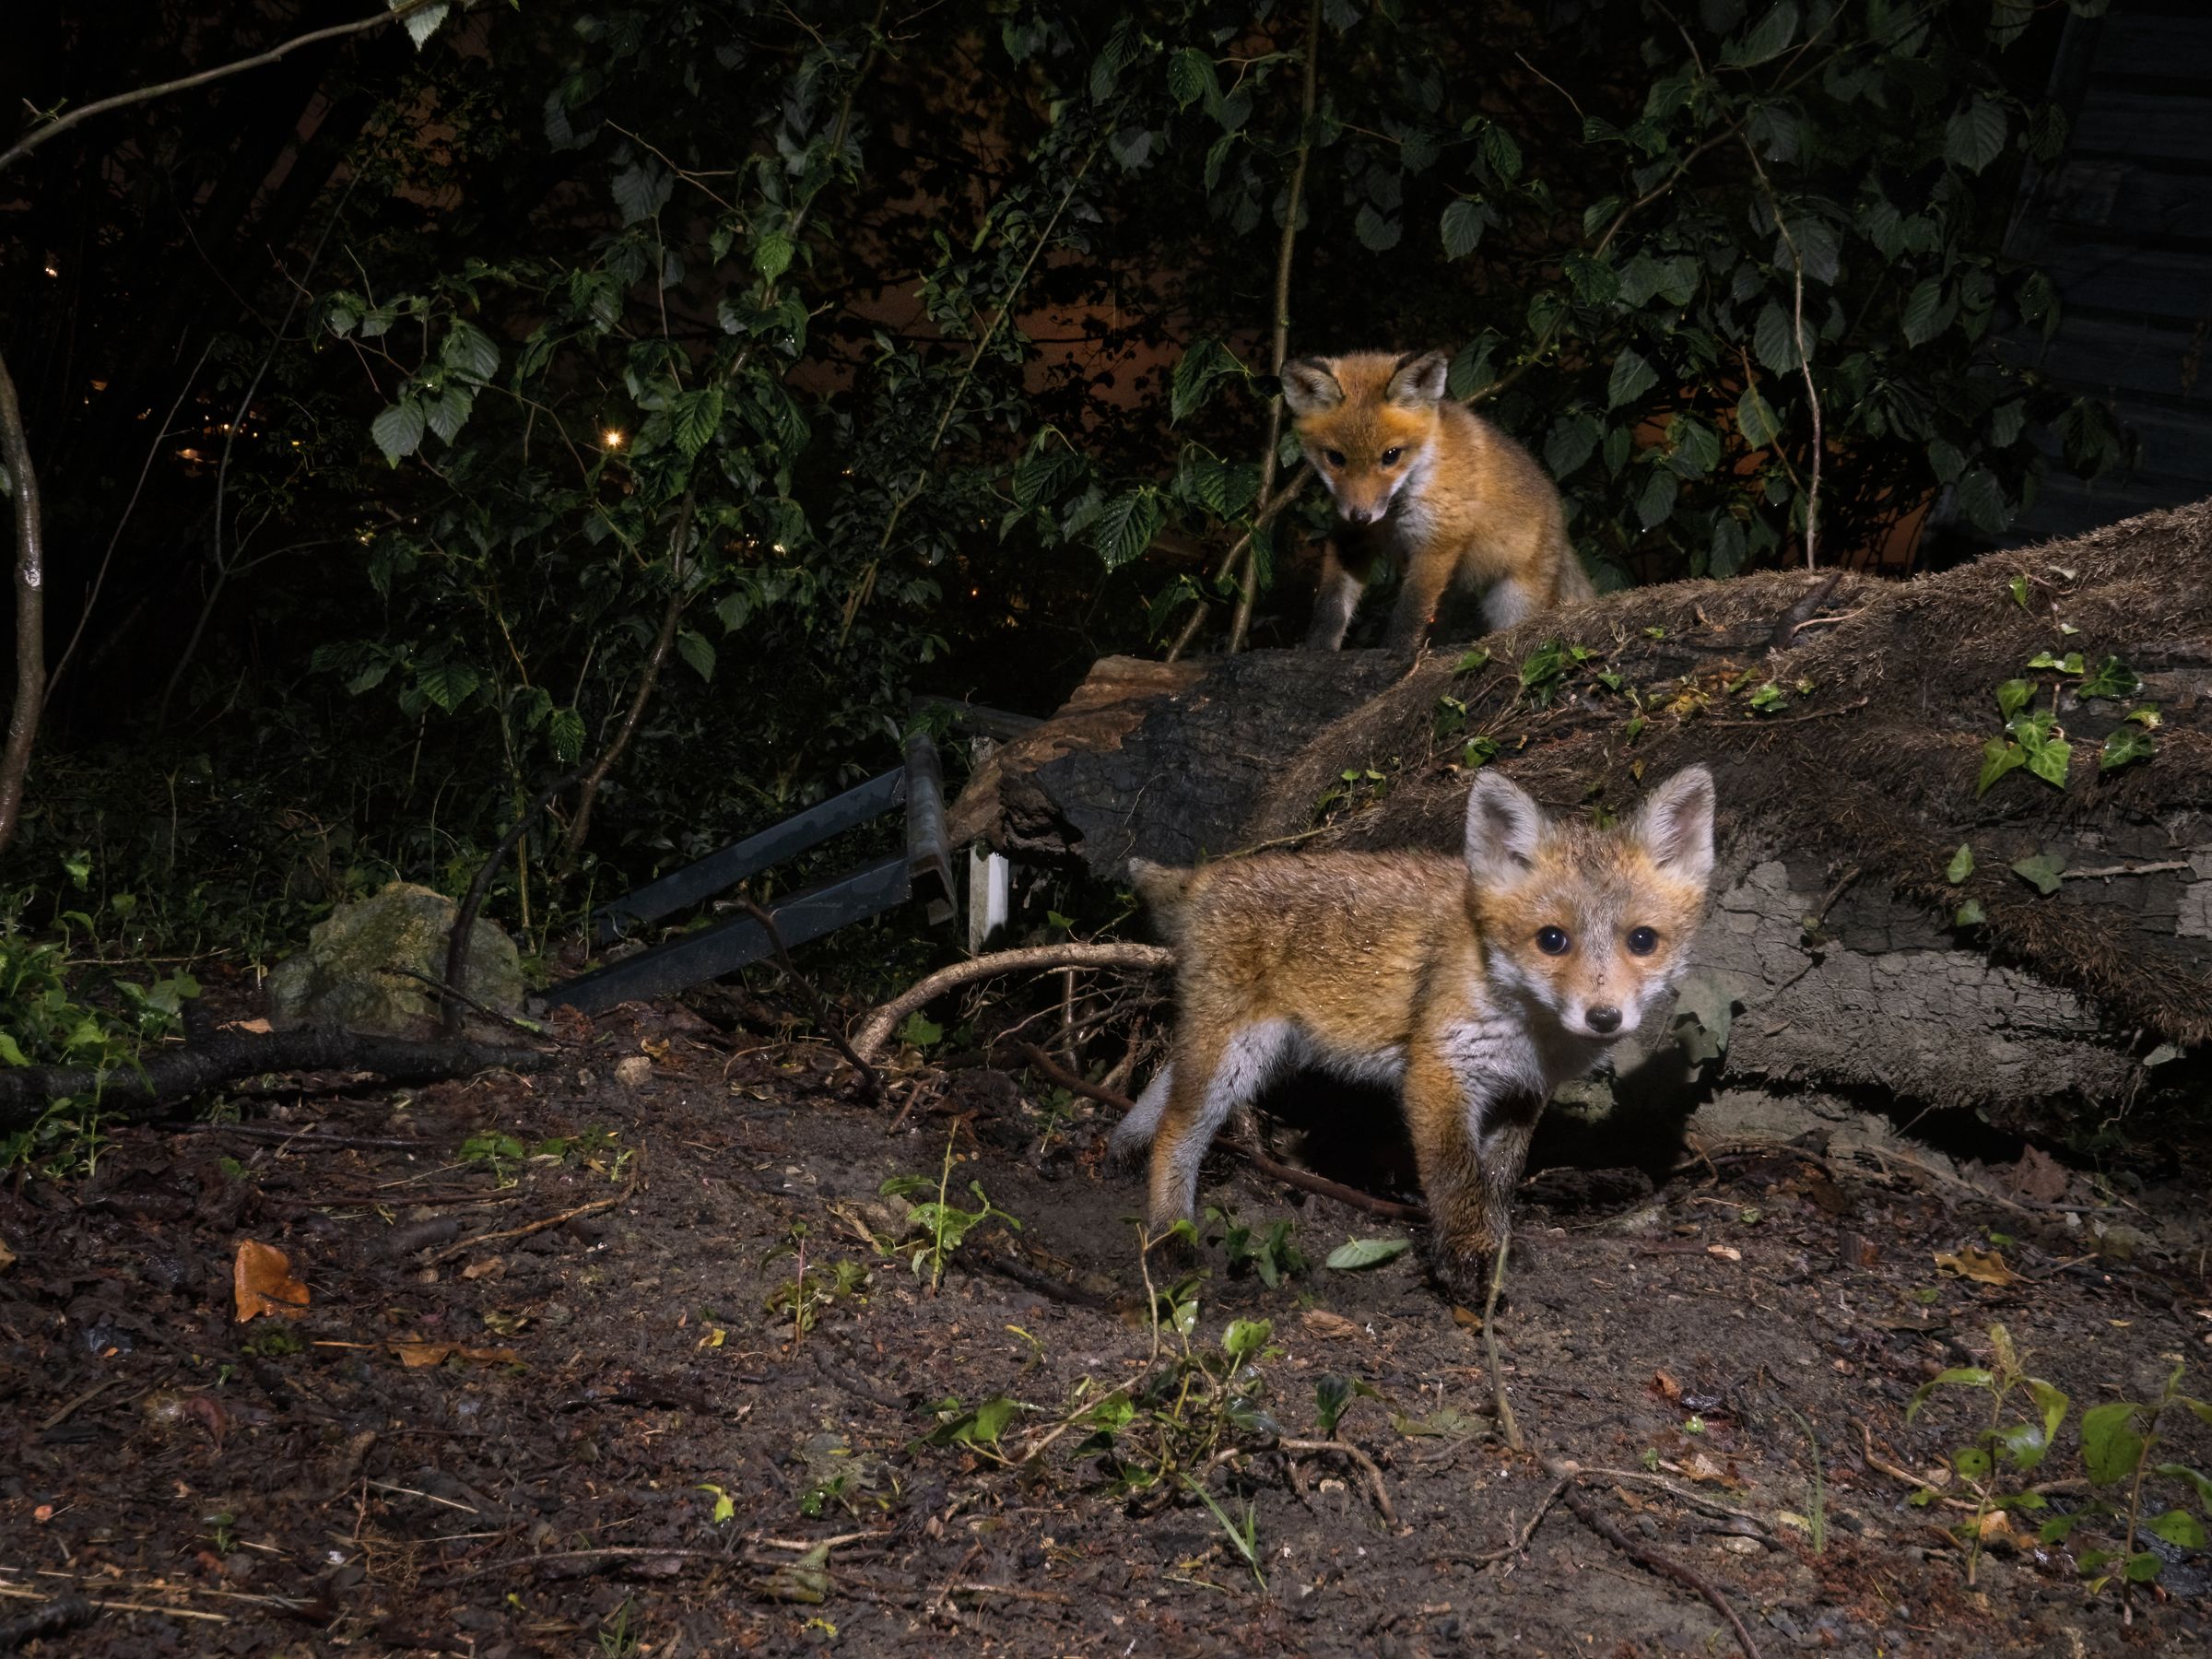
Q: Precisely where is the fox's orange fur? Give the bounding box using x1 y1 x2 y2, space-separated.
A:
1113 766 1716 1299
1283 348 1594 653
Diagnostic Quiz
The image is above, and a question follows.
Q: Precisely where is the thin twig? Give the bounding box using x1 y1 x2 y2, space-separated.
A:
1700 694 1868 728
382 968 547 1041
1242 1136 1428 1224
1451 1475 1572 1567
1741 137 1822 571
1481 1235 1524 1453
853 943 1174 1062
2063 861 2191 881
1558 1480 1765 1659
732 899 880 1099
1226 0 1322 655
1277 1436 1399 1526
427 1172 636 1265
0 0 445 175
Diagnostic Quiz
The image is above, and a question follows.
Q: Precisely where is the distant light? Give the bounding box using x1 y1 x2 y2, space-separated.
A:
603 429 624 448
43 264 58 277
772 543 787 553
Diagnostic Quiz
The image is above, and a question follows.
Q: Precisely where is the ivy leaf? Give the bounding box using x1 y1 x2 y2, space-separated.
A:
1946 844 1974 884
1995 679 2033 718
1945 98 2008 174
1092 488 1164 571
2099 727 2154 771
371 399 427 466
1736 383 1781 449
1325 1237 1412 1271
2077 655 2140 700
2022 735 2073 788
1955 900 1986 927
1977 737 2025 796
1607 348 1659 409
2011 852 2067 894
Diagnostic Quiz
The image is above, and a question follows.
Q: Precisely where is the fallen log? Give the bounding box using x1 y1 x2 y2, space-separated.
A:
950 501 2212 1126
0 1027 554 1128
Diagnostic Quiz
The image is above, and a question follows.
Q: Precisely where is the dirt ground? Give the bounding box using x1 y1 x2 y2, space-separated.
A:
3 996 2209 1658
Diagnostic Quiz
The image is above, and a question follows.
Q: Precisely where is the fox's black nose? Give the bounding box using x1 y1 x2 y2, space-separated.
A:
1586 1006 1622 1034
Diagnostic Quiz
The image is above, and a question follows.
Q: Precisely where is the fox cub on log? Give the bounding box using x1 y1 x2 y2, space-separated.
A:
1111 764 1715 1299
1283 348 1594 653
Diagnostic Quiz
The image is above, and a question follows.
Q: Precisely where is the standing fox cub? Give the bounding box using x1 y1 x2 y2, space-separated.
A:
1284 348 1594 653
1111 765 1715 1299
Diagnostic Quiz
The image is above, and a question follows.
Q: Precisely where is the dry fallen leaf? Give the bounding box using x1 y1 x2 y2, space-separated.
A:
0 1233 15 1273
1707 1244 1742 1263
1653 1369 1683 1402
1301 1309 1368 1341
219 1017 273 1035
1934 1245 2022 1287
2005 1145 2070 1205
459 1256 506 1282
1677 1450 1731 1485
232 1240 309 1322
389 1340 523 1369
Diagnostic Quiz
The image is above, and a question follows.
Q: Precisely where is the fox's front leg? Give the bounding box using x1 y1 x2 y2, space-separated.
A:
1382 547 1457 657
1305 538 1366 650
1402 1047 1542 1300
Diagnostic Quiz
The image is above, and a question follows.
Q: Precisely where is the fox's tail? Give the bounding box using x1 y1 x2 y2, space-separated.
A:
1127 858 1194 945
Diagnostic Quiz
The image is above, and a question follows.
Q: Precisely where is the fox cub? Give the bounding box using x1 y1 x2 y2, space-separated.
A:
1283 348 1594 653
1111 765 1715 1299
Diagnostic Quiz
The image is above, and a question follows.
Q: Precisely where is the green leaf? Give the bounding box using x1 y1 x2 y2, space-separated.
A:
1724 2 1800 66
2028 1378 2071 1448
1995 679 2033 718
415 661 481 713
1954 900 1986 927
2020 735 2073 788
752 229 794 283
1945 98 2008 174
674 386 724 459
1222 1317 1274 1361
1092 488 1164 571
2124 1550 2164 1583
1900 277 1949 347
676 629 716 683
1325 1237 1412 1271
1664 414 1721 478
1171 338 1234 423
547 707 585 762
1955 467 2009 535
611 161 673 225
2100 727 2154 771
2077 655 2140 700
1634 467 1679 531
2156 1462 2212 1512
1167 47 1216 110
441 319 500 383
2151 1509 2207 1549
1607 348 1659 409
1354 205 1402 253
1976 735 2020 796
1440 197 1488 259
1946 844 1974 884
2011 852 2066 894
2080 1400 2145 1487
1754 300 1802 374
371 399 426 465
1736 383 1781 449
398 0 450 49
897 1013 944 1049
1478 124 1522 181
2008 575 2030 607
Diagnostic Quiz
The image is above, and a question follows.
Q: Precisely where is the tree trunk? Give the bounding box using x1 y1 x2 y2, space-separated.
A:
948 501 2212 1126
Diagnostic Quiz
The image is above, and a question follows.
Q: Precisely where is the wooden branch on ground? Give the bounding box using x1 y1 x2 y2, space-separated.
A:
1557 1479 1765 1659
853 943 1174 1063
0 1028 553 1128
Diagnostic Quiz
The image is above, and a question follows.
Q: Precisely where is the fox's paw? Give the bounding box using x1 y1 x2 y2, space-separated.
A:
1425 1231 1504 1312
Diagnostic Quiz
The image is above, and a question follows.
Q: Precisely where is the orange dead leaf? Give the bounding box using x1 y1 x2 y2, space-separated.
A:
1934 1246 2022 1287
389 1340 523 1369
221 1017 273 1034
1301 1310 1367 1341
232 1240 309 1322
1652 1369 1682 1401
1706 1244 1742 1262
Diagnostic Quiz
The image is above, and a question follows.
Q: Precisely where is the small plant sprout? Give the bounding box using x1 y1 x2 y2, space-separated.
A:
880 1125 1021 1292
1182 1473 1265 1587
1206 1204 1307 1288
1906 1323 2070 1588
2045 1355 2212 1625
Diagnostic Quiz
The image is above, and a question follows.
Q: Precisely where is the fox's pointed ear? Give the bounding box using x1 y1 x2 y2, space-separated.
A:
1632 765 1716 883
1280 358 1343 416
1464 770 1546 884
1386 348 1452 407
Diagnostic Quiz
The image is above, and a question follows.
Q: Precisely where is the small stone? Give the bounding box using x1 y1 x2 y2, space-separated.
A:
615 1054 653 1088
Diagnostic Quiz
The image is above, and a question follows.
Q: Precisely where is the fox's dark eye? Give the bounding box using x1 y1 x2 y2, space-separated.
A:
1536 926 1571 956
1380 446 1403 465
1324 448 1347 467
1627 925 1658 956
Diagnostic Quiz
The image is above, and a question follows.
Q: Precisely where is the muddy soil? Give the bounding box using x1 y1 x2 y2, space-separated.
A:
2 1002 2209 1657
